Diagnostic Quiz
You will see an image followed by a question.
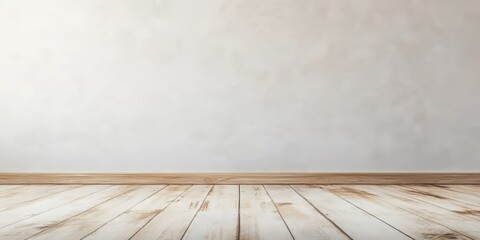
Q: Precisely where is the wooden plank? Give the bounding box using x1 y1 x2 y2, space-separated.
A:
292 185 410 240
239 185 293 240
84 185 190 240
0 185 67 199
131 185 213 240
1 173 480 184
390 185 480 221
438 185 480 199
325 185 471 239
348 185 480 239
0 185 24 192
0 185 80 211
28 185 163 240
264 185 349 239
182 185 239 240
0 185 108 228
407 185 480 207
0 186 136 239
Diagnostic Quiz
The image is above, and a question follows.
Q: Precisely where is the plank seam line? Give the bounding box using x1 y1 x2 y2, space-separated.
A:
373 186 478 239
402 185 480 208
263 185 296 240
128 185 193 240
236 185 240 240
0 185 27 193
434 185 480 198
180 185 215 240
0 185 83 212
0 185 111 230
393 185 480 222
289 185 353 240
25 186 138 239
322 185 414 240
81 185 167 239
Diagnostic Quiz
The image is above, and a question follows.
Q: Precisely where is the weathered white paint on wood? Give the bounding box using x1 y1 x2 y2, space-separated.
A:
407 185 480 207
354 185 480 239
0 185 478 239
440 185 480 198
293 185 410 240
326 185 471 240
28 186 162 240
0 186 133 240
0 185 107 228
0 185 24 192
0 185 79 211
131 185 213 240
85 185 190 240
182 185 239 240
0 186 42 199
239 185 293 240
390 185 480 221
265 185 349 240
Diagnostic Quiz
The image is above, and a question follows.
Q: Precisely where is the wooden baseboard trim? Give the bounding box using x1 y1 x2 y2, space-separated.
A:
0 173 479 185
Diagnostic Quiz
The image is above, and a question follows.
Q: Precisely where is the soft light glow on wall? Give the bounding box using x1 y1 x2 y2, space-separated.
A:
0 0 479 172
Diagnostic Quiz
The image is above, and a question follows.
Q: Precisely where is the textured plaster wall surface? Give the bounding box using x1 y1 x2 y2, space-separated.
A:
1 0 479 172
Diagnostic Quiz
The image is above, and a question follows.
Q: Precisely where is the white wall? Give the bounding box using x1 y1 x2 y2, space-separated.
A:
1 0 479 172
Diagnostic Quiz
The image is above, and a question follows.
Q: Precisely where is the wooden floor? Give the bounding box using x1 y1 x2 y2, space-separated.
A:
0 185 479 239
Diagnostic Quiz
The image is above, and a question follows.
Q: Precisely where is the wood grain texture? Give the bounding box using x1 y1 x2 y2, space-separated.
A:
407 185 480 207
292 185 410 240
326 185 472 240
265 185 350 239
439 185 480 198
0 185 74 201
352 186 480 239
0 185 107 228
28 186 162 240
0 185 24 192
0 185 80 211
1 173 480 184
0 186 134 239
130 185 213 240
1 185 479 239
182 185 239 240
239 185 293 240
387 185 480 221
85 185 190 240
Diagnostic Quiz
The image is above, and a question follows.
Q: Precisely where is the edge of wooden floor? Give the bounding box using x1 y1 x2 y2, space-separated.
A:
0 172 479 185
